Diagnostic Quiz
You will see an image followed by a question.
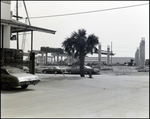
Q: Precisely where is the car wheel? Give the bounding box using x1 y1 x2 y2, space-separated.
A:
54 70 58 74
43 70 47 74
68 70 72 74
1 83 10 90
21 85 28 89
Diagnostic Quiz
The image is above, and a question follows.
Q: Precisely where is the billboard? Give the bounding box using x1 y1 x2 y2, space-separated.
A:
41 47 64 54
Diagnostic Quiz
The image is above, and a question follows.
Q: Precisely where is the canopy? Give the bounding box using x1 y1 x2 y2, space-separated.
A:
1 19 56 34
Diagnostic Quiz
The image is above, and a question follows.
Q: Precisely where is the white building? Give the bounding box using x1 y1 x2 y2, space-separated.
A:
1 1 11 48
1 1 56 50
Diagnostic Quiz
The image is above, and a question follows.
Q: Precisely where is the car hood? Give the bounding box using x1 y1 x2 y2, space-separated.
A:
11 73 40 82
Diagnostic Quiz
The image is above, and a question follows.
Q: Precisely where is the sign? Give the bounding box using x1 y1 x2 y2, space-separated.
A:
41 47 64 54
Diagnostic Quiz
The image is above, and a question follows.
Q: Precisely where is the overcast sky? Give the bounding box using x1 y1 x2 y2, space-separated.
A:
10 1 149 59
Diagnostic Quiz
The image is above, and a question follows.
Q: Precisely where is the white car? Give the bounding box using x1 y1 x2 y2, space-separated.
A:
35 66 48 73
22 66 29 73
66 65 100 74
1 66 40 90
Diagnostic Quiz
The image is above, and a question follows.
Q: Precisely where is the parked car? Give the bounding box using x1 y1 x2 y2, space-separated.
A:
35 66 48 73
22 66 29 73
66 65 100 74
42 66 65 74
92 68 100 74
138 67 149 72
0 66 40 90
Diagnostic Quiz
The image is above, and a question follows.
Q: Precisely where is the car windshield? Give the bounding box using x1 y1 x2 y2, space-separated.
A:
54 66 60 69
7 68 24 74
48 66 60 69
84 66 92 69
23 66 28 69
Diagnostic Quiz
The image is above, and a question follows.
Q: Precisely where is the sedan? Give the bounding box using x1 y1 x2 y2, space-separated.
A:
42 66 65 74
1 66 40 90
35 66 48 73
22 66 29 73
66 65 100 74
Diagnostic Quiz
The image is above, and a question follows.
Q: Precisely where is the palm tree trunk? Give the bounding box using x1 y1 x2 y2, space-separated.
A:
79 53 85 77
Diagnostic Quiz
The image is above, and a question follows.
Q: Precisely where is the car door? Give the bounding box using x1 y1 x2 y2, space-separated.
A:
73 66 80 73
0 69 16 84
48 67 53 73
0 69 11 89
0 69 7 82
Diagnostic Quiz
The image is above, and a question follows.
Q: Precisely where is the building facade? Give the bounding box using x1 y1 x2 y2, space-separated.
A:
1 1 11 48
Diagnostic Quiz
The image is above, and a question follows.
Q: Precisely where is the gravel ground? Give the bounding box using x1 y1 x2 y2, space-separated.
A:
100 66 149 76
1 66 149 118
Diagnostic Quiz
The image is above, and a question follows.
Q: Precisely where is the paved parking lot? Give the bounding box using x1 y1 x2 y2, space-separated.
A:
1 72 149 118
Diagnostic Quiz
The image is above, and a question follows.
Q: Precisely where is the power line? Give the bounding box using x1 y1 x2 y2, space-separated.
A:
26 3 149 19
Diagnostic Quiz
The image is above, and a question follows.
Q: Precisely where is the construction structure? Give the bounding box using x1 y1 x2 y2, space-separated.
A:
135 48 140 66
28 44 115 67
97 42 114 69
25 48 67 66
135 37 145 68
23 43 115 67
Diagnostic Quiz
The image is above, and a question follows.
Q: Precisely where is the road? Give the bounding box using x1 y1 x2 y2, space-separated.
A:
1 72 149 118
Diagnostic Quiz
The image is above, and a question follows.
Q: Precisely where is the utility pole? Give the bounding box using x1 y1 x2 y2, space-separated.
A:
2 25 4 67
21 18 27 52
23 0 31 25
98 43 101 69
22 0 32 52
16 0 19 49
111 41 112 65
107 45 110 65
22 0 34 74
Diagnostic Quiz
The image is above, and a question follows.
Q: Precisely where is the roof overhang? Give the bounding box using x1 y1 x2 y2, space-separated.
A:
1 19 56 34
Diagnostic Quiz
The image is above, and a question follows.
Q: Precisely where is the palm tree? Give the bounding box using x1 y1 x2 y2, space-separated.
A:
62 29 99 77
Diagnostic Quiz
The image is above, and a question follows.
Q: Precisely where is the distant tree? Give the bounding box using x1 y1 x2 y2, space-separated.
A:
62 29 99 77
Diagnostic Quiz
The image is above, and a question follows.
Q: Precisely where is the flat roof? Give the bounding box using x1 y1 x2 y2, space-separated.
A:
94 50 115 55
1 19 56 34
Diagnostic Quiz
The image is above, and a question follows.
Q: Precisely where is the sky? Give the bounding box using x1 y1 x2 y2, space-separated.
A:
10 1 149 59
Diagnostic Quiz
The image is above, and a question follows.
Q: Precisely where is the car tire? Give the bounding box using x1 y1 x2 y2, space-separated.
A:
21 85 28 89
54 70 58 74
68 70 72 74
1 83 10 90
43 70 47 74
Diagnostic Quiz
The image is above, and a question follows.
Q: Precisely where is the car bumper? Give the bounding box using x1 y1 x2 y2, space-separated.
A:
19 80 40 86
